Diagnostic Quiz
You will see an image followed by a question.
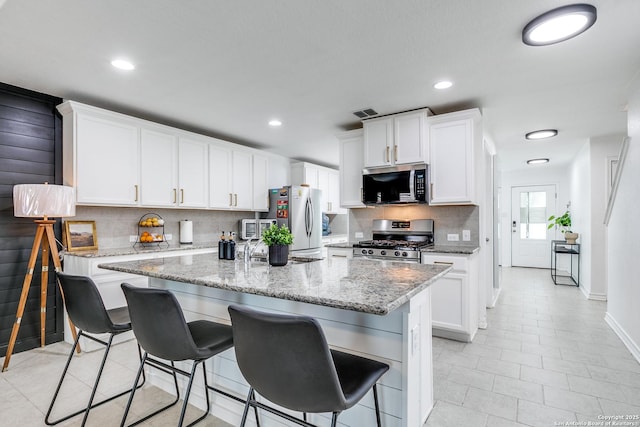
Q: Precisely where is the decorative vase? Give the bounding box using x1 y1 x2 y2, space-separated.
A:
564 232 579 244
268 244 289 266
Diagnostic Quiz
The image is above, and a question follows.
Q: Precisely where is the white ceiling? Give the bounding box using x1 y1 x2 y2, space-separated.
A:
1 0 638 172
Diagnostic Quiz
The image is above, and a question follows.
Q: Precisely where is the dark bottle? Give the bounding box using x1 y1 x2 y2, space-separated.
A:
226 232 236 260
218 232 227 259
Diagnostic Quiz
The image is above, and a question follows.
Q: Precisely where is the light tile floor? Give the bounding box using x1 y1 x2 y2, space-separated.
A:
1 267 639 426
426 267 640 427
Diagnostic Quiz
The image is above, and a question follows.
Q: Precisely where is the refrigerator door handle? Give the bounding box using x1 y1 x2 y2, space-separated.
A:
307 197 314 238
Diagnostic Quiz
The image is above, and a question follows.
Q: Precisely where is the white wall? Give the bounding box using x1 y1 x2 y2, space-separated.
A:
605 82 640 362
587 135 625 300
500 166 571 267
570 142 591 295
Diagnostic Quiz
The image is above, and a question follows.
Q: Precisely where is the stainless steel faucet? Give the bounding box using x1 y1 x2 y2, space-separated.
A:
244 238 266 264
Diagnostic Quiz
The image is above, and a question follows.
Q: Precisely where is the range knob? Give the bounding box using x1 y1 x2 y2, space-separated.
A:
402 252 408 257
361 249 367 255
380 250 387 256
368 249 374 255
394 251 400 256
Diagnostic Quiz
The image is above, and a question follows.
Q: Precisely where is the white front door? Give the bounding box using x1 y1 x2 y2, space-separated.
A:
511 185 556 268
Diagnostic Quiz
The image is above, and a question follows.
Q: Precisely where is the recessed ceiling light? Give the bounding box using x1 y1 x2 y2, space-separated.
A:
268 120 282 127
525 129 558 140
434 80 453 90
522 4 597 46
111 59 135 70
527 158 550 165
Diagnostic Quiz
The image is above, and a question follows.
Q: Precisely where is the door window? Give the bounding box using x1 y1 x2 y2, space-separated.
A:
519 191 547 240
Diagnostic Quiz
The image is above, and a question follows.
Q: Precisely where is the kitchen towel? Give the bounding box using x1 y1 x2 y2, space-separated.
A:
179 220 193 244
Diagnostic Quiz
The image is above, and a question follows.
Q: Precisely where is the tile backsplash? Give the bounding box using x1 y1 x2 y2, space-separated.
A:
349 205 479 245
69 206 257 249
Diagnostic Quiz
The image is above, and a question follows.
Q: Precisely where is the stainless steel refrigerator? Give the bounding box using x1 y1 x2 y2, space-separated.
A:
265 186 322 253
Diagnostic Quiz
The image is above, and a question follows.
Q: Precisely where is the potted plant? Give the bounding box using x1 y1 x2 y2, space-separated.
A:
261 224 294 266
547 211 579 244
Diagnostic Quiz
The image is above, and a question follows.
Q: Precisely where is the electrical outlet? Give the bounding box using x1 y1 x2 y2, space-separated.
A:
447 233 459 241
165 234 172 241
462 230 471 241
129 235 138 243
355 232 364 239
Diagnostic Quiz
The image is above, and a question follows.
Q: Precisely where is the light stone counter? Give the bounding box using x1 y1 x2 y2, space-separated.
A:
98 254 451 315
64 243 216 258
98 253 451 426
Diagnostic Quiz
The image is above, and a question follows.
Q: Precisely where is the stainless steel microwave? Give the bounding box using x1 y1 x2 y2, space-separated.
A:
362 164 429 205
239 219 277 240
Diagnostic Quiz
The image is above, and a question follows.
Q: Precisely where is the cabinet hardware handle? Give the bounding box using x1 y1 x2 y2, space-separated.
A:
180 189 184 204
394 144 398 162
173 188 177 203
234 193 238 206
433 261 454 265
134 185 138 202
430 183 434 198
386 146 390 163
229 193 233 206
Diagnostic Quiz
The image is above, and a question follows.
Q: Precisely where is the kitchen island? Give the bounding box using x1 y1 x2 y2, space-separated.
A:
99 254 451 427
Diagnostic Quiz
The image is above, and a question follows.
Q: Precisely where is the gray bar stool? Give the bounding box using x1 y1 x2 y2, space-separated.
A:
228 304 390 427
46 272 145 426
120 283 245 427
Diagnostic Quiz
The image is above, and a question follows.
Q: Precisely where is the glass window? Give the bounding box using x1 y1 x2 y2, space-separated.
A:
519 191 547 240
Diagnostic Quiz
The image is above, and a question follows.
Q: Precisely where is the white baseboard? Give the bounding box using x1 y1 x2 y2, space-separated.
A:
488 288 501 308
604 312 640 364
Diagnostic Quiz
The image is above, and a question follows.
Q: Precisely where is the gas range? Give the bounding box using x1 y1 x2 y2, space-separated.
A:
352 219 434 262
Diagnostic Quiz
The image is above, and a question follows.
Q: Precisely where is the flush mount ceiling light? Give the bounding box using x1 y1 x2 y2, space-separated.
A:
433 80 453 90
268 119 282 127
111 59 135 70
527 158 550 165
526 129 558 140
522 4 597 46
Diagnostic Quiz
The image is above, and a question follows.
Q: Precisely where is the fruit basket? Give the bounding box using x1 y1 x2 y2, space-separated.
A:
134 213 169 248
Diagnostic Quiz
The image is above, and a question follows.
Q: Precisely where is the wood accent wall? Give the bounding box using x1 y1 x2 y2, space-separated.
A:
0 82 64 356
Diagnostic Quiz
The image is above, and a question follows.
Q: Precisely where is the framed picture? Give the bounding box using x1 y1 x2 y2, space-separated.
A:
64 220 98 251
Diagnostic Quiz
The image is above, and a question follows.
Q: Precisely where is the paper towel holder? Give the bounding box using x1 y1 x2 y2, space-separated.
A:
180 219 193 244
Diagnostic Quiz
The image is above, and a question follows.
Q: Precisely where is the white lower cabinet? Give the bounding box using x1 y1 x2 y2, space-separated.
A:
421 252 479 342
63 248 215 350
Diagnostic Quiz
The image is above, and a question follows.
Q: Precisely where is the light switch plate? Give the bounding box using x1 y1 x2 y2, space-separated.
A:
462 230 471 241
355 232 364 239
447 233 459 241
165 234 173 241
129 235 138 243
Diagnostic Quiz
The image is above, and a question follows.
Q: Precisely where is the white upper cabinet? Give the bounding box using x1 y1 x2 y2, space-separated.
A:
140 128 178 207
231 149 253 210
59 103 140 206
363 108 432 168
427 109 481 205
178 137 209 208
290 162 345 214
58 100 272 211
338 129 365 208
252 154 269 211
363 119 393 168
209 144 233 209
209 144 258 210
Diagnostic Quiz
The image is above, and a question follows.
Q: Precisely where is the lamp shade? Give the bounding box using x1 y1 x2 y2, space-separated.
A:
13 184 76 218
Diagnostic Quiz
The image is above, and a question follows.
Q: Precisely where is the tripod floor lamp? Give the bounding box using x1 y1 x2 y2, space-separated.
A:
2 183 80 372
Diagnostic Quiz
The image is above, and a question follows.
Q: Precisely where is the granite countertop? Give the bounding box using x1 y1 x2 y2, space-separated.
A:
423 245 480 255
98 254 451 315
64 243 217 258
324 241 357 249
